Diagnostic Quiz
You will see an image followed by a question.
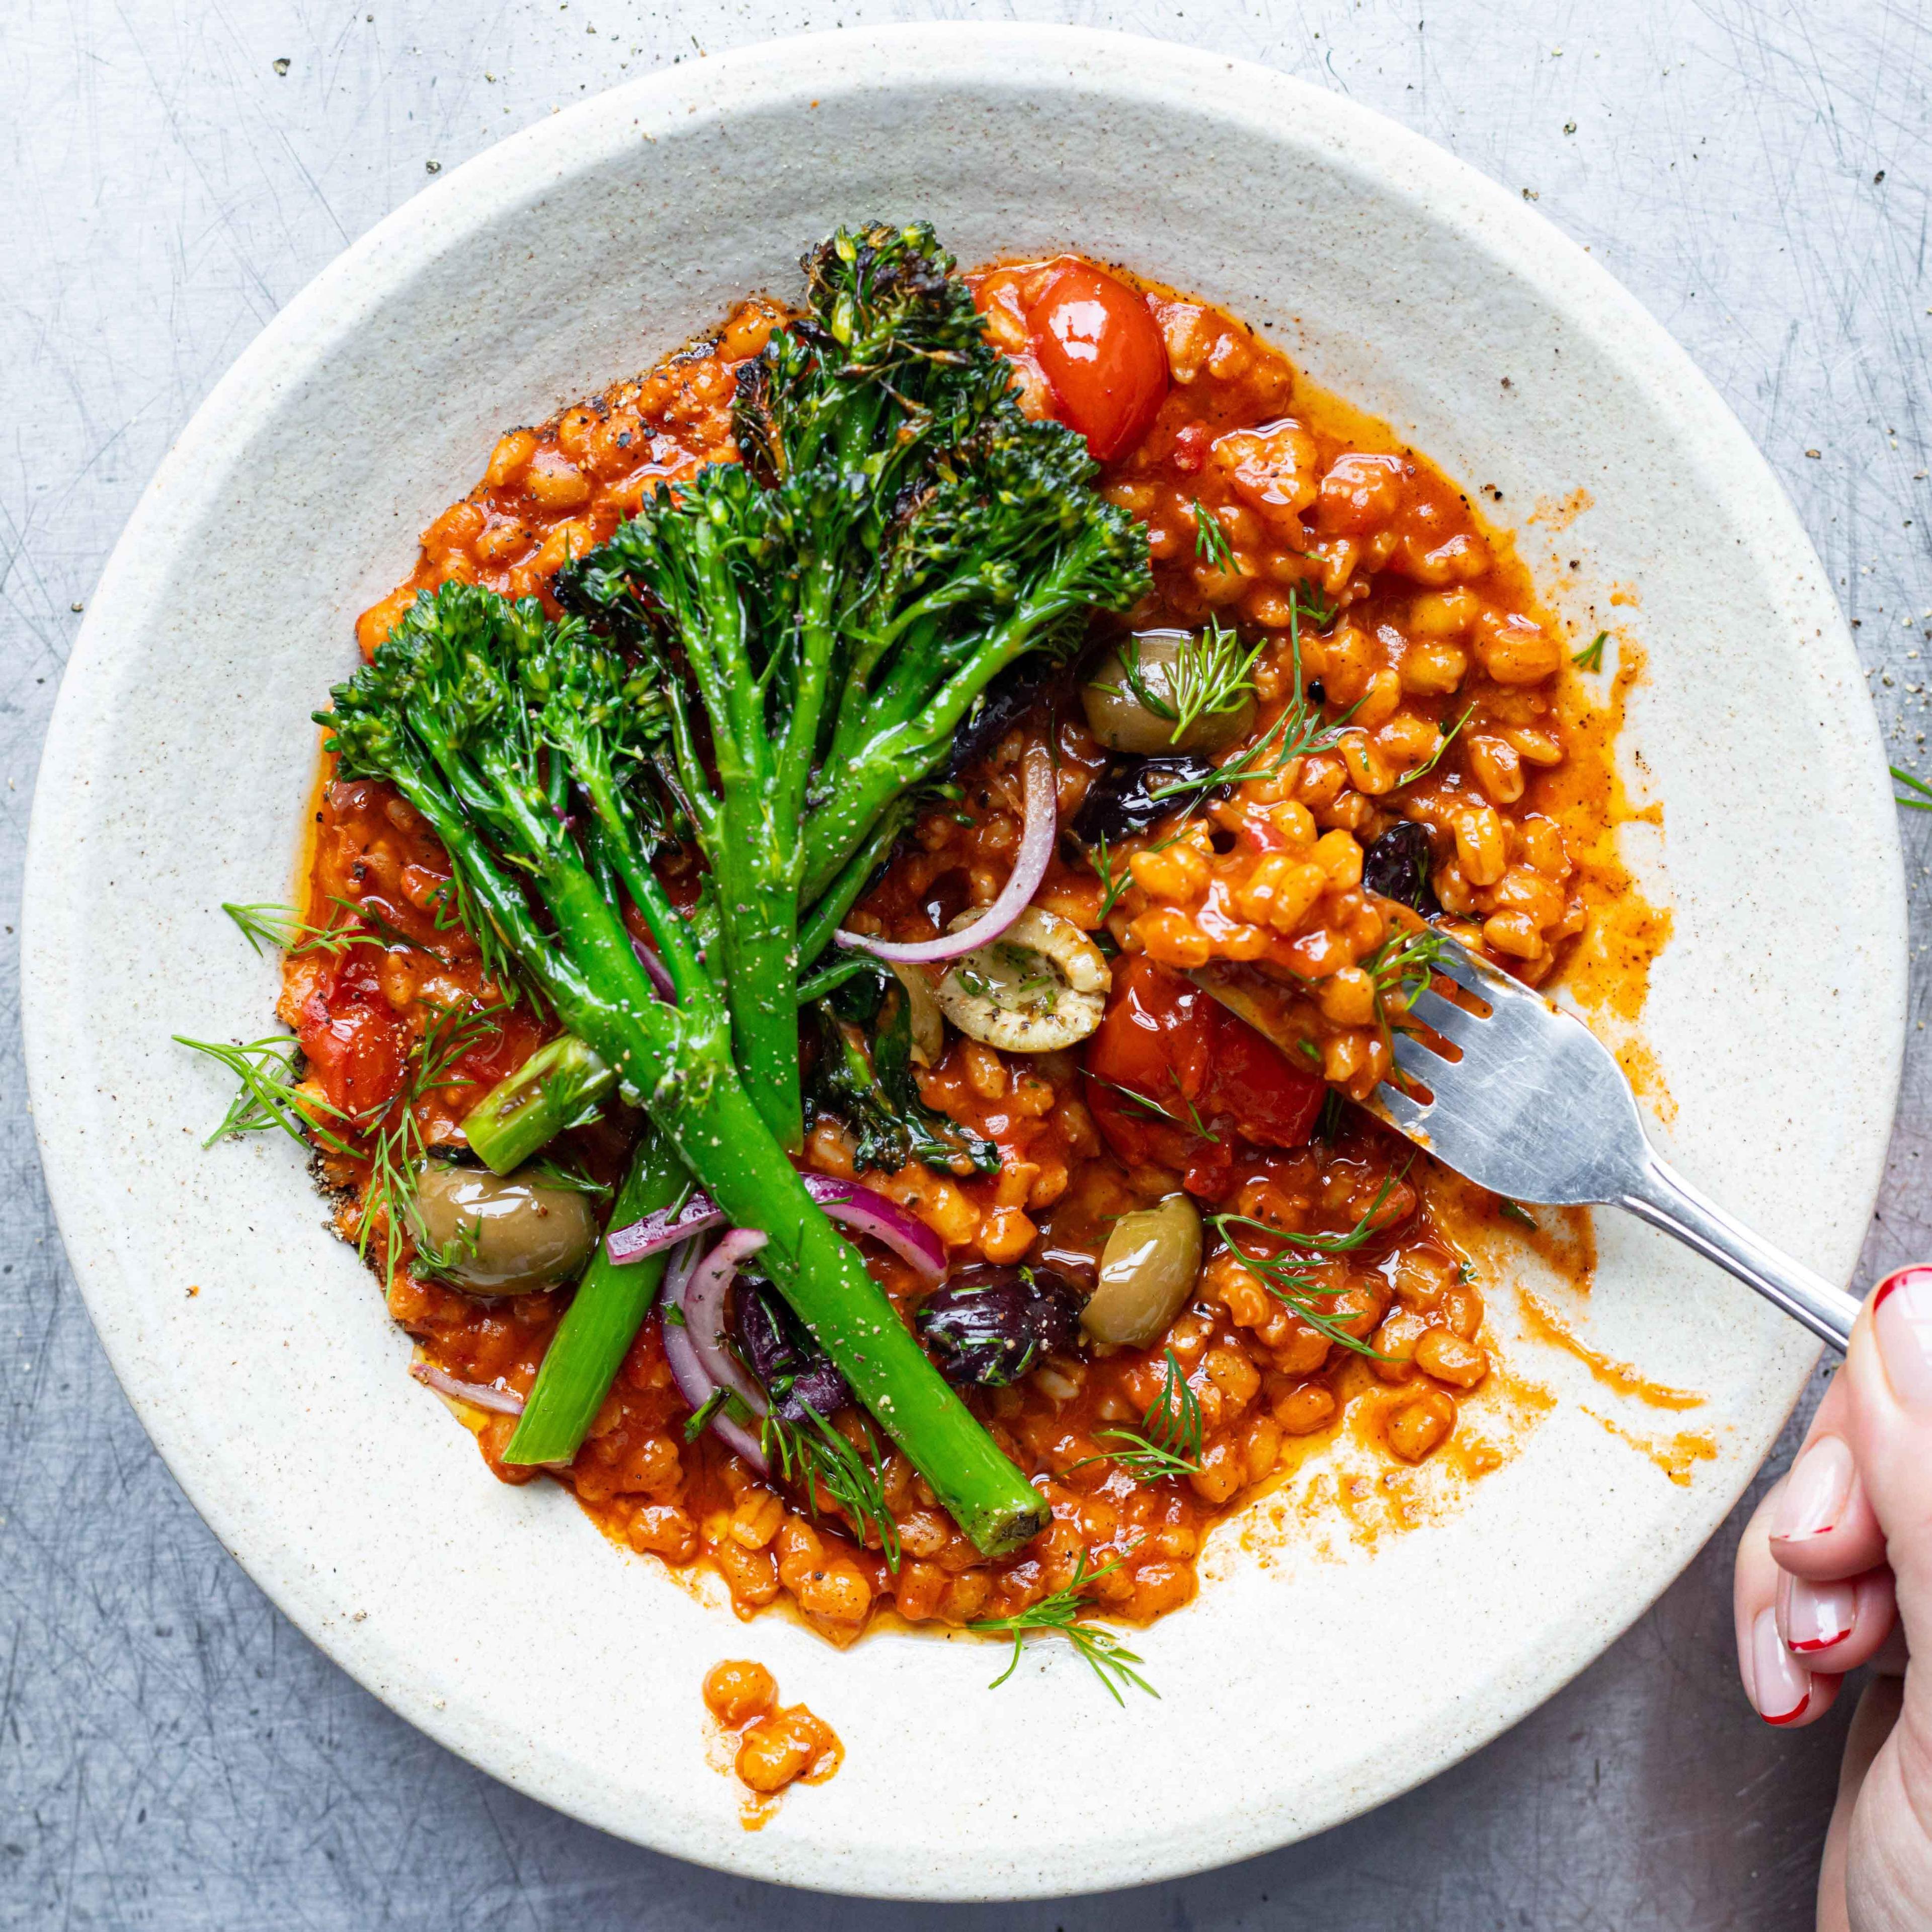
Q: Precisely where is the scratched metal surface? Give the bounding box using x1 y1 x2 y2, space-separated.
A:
4 2 1927 1925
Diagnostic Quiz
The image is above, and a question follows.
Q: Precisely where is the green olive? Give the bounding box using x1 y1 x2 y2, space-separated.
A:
1081 1194 1204 1346
1080 629 1258 756
413 1161 598 1296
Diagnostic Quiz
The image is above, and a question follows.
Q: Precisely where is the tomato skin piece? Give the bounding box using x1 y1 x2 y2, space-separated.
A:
1026 263 1170 462
1085 954 1214 1104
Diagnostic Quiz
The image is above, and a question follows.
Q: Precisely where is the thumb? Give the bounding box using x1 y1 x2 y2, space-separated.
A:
1834 1267 1932 1928
1849 1269 1932 1625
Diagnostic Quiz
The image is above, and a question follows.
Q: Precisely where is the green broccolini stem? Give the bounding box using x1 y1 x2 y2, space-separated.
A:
799 523 1134 900
462 1032 616 1175
502 1129 691 1465
794 796 914 971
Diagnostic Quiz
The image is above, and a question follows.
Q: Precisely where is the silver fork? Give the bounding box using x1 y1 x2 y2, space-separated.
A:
1196 945 1864 1350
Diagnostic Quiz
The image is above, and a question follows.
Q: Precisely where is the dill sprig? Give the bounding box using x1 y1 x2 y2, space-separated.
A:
359 1000 510 1290
762 1402 902 1571
1145 602 1355 809
1572 630 1608 673
1364 923 1458 1032
1892 765 1932 813
1074 1349 1204 1485
1393 701 1477 788
1192 500 1237 573
1089 834 1133 923
1206 1185 1404 1362
174 1034 357 1152
1214 1169 1401 1259
221 900 386 960
521 1153 612 1198
1498 1199 1539 1229
972 1548 1158 1704
1082 1069 1221 1143
1110 618 1264 746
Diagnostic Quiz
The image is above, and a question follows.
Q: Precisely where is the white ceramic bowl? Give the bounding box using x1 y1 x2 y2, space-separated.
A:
23 23 1904 1901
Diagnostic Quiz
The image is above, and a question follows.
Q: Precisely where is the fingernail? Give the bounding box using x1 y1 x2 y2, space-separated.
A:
1873 1267 1932 1414
1750 1607 1812 1724
1778 1569 1858 1654
1768 1434 1855 1542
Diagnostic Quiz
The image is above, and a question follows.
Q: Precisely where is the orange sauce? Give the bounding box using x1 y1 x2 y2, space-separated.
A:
1518 1290 1706 1412
291 245 1675 1645
1584 1410 1719 1488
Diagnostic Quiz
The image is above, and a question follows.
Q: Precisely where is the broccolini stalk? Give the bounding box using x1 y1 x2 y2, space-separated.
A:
463 1032 615 1175
559 222 1150 1147
502 1126 688 1465
320 582 1048 1556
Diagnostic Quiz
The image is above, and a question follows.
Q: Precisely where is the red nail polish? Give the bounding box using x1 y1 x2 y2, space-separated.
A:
1872 1265 1932 1310
1789 1634 1847 1654
1761 1693 1811 1726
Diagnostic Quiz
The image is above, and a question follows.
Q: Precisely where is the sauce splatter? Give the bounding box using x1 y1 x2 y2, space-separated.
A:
1583 1409 1718 1487
1518 1290 1706 1411
701 1660 842 1830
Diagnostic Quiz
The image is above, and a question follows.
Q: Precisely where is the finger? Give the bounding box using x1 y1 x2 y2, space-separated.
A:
1817 1675 1905 1932
1735 1483 1840 1727
1844 1267 1932 1628
1776 1562 1897 1673
1766 1375 1888 1580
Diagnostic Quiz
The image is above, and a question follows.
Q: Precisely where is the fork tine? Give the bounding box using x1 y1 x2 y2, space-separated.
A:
1426 944 1486 995
1375 1082 1430 1133
1391 1030 1450 1081
1406 987 1484 1044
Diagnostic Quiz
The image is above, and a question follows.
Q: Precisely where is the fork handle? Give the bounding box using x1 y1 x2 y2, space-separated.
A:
1620 1156 1862 1350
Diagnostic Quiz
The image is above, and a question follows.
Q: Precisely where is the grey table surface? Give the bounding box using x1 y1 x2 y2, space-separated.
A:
5 1 1929 1925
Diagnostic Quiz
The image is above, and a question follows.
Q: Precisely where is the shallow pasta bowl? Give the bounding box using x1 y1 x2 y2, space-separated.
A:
21 22 1903 1902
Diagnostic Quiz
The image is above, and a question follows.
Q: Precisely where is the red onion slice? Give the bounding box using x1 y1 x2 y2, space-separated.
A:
834 740 1056 964
803 1174 946 1281
410 1362 526 1416
679 1228 771 1416
606 1191 727 1265
614 1177 947 1277
632 936 677 1002
660 1234 769 1472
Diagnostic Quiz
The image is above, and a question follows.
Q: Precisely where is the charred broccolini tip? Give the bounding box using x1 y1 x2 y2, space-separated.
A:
552 219 1149 1151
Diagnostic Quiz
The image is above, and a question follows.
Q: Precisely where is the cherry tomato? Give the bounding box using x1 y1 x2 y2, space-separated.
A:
1026 262 1169 462
1083 956 1325 1195
299 994 406 1119
1203 1010 1326 1149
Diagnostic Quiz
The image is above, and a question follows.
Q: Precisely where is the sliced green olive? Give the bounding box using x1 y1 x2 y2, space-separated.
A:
413 1161 598 1297
1081 1194 1204 1346
1080 628 1258 755
933 907 1110 1053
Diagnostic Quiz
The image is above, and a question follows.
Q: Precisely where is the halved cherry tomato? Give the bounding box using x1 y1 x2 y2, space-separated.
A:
1083 955 1325 1196
1205 1005 1327 1149
299 993 406 1119
1026 262 1170 462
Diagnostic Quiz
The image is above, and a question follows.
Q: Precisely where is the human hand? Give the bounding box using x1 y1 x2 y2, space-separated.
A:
1733 1267 1932 1931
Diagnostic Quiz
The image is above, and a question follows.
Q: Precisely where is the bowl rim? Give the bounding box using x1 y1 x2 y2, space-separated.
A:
22 20 1904 1900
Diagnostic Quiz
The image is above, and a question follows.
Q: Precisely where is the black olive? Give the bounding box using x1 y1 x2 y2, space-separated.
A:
946 662 1072 777
735 1285 852 1423
1306 678 1326 705
916 1265 1085 1388
1072 754 1221 846
1362 819 1440 915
